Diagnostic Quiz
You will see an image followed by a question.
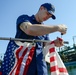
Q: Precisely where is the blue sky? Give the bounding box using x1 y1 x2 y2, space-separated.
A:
0 0 76 54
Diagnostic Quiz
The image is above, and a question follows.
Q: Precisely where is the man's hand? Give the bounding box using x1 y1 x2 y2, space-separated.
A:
54 37 64 47
58 24 67 35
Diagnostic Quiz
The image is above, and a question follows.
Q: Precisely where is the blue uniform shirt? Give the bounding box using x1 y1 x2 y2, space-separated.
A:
15 15 49 75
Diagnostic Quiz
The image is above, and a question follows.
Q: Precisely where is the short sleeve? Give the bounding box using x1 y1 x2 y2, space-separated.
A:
16 15 29 27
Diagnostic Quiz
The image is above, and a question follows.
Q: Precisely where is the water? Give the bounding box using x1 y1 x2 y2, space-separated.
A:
48 65 76 75
67 65 76 75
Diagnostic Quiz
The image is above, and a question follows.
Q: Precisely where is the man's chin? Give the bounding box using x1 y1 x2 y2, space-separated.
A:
43 19 47 21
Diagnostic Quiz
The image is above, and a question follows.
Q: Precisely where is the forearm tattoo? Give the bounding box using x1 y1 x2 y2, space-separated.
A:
25 25 27 29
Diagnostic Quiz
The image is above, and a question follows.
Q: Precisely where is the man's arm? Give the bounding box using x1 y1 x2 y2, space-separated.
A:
20 22 67 36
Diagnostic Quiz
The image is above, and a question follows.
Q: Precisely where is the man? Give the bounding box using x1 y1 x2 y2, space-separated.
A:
0 3 67 75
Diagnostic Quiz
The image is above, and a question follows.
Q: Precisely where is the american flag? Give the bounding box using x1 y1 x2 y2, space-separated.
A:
0 38 69 75
43 40 69 75
0 40 36 75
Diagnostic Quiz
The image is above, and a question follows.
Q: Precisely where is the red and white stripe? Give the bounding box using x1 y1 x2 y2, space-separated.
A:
43 40 69 75
9 42 36 75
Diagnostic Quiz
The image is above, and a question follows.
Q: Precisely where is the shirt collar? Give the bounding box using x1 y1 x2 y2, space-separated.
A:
31 15 42 24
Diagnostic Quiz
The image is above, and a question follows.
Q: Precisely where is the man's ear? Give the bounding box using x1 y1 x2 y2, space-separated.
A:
40 6 44 10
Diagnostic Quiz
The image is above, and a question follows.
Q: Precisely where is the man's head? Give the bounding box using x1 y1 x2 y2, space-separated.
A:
35 3 56 22
41 3 56 20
